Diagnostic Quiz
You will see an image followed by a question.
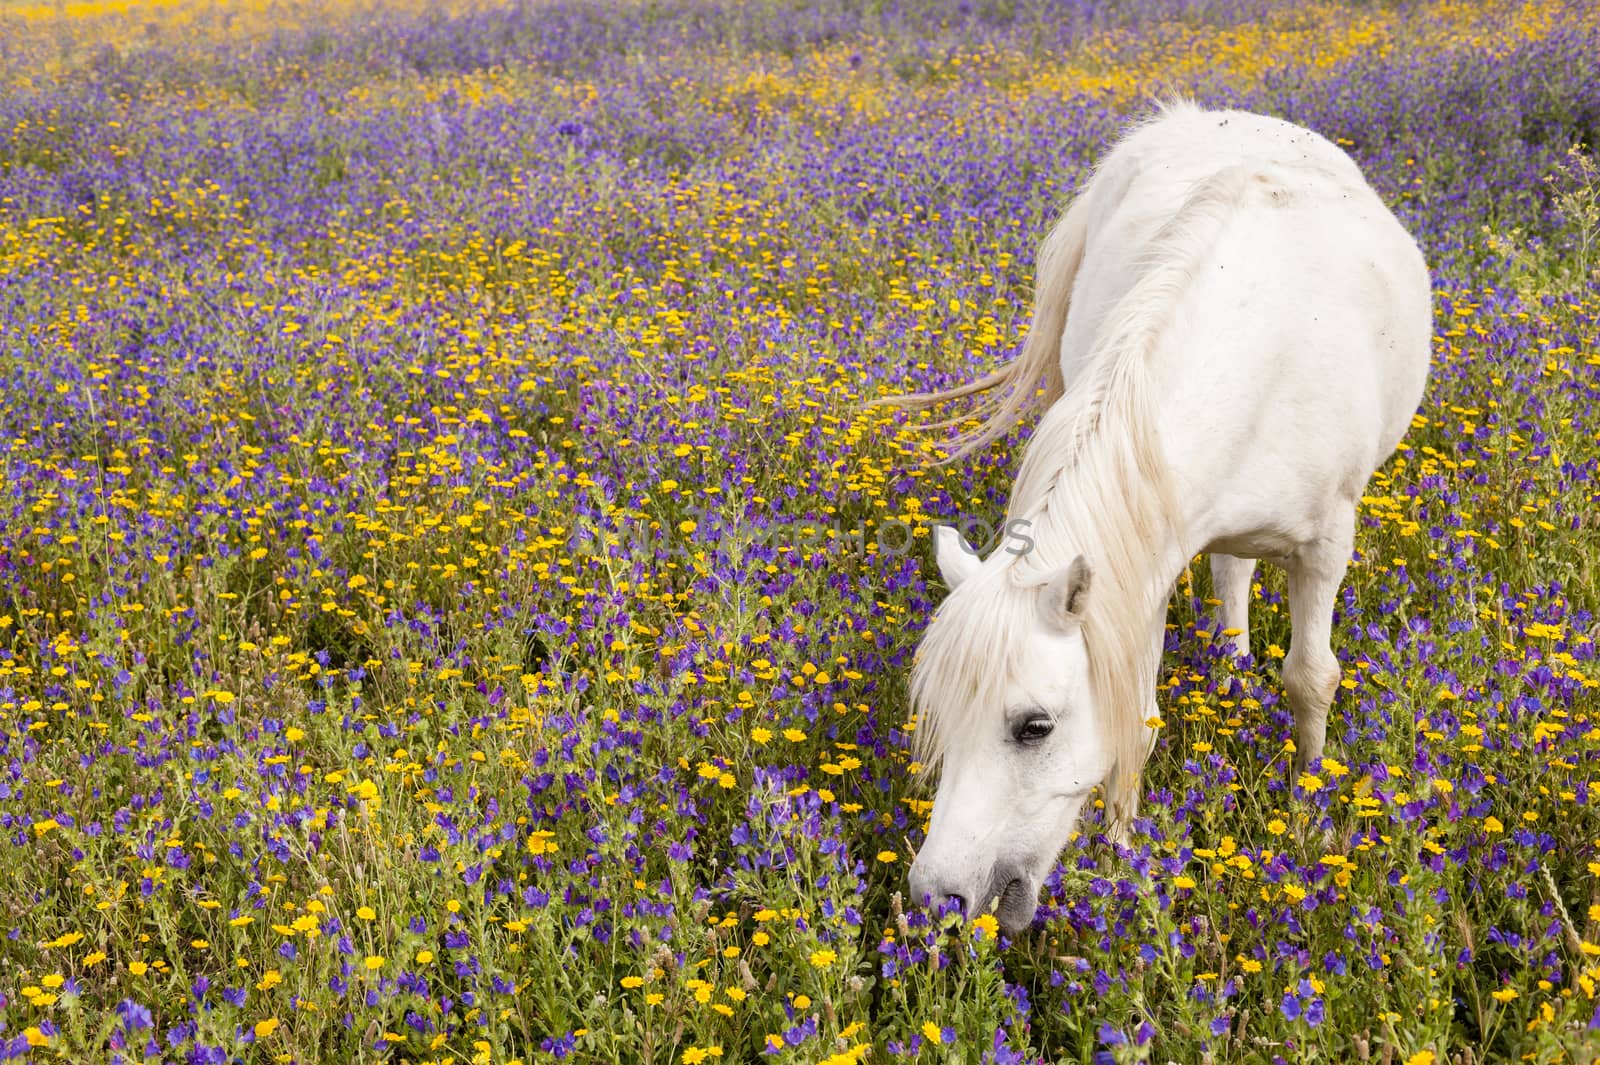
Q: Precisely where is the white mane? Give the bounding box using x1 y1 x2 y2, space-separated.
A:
908 132 1257 825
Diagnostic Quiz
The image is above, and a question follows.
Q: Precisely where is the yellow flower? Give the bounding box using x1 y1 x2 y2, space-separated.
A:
681 1047 723 1064
1491 987 1519 1002
357 906 376 921
876 850 898 863
809 948 837 968
819 1047 870 1065
415 950 434 964
922 1021 943 1045
1405 1052 1436 1065
254 1018 279 1039
364 956 385 970
971 913 999 939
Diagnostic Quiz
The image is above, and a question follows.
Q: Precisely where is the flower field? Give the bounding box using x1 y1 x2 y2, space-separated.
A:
1 0 1599 1061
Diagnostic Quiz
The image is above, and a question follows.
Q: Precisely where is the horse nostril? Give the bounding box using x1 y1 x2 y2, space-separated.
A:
910 860 970 918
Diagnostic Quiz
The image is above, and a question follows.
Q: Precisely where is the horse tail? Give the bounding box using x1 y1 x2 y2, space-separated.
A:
873 185 1093 463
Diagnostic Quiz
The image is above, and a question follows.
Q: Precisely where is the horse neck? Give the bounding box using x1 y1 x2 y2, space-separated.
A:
1007 421 1189 630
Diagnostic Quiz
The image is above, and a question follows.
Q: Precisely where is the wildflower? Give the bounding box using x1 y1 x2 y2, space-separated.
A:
681 1047 723 1064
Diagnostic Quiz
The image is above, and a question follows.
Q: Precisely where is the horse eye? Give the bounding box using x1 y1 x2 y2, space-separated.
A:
1013 714 1054 745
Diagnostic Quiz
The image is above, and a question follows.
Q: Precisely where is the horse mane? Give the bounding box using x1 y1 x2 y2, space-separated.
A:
906 138 1256 830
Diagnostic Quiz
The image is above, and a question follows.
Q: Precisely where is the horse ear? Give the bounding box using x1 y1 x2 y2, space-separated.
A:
1041 555 1093 631
933 524 981 589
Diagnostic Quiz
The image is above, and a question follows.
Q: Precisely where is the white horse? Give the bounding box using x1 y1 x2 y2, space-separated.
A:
893 102 1431 933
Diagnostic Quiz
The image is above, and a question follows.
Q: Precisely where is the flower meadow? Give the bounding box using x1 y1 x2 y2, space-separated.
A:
1 0 1599 1062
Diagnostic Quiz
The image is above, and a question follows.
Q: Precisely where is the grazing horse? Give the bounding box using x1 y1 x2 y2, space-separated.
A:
891 102 1432 933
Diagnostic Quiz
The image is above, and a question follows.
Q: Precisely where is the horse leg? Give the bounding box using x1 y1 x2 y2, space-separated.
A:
1210 553 1256 657
1283 515 1354 771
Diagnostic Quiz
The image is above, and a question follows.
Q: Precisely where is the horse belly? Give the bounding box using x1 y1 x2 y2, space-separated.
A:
1157 199 1430 555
